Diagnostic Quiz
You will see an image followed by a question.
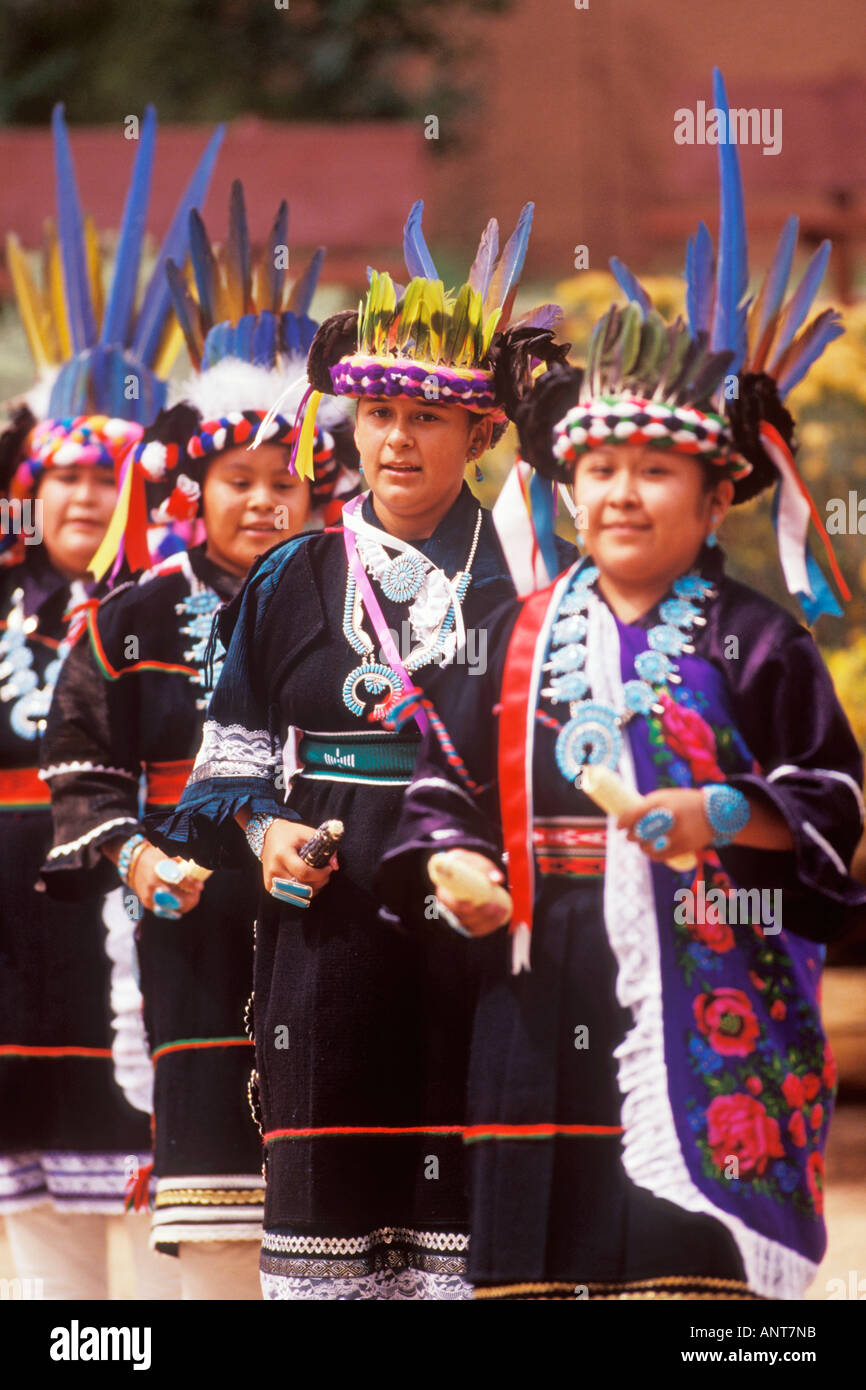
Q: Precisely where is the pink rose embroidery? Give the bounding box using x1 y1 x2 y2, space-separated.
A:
782 1073 805 1110
806 1151 825 1214
693 989 760 1057
659 693 726 784
706 1093 784 1176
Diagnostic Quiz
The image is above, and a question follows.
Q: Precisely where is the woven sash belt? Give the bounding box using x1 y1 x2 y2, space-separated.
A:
0 766 50 809
145 758 195 808
297 733 420 784
533 817 607 878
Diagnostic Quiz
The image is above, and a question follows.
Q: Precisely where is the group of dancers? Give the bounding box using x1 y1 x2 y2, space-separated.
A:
1 72 864 1301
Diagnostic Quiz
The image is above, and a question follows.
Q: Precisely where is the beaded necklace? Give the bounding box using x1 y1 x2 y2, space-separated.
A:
542 563 717 784
176 585 225 711
0 585 81 741
340 505 483 720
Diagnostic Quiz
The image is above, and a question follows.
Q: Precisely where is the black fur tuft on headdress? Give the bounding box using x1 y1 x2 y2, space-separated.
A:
511 363 584 480
725 372 797 505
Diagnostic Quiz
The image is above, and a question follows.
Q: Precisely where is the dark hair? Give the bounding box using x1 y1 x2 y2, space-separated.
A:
0 404 37 493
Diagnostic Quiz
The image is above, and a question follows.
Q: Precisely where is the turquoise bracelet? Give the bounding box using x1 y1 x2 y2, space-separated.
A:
117 832 146 886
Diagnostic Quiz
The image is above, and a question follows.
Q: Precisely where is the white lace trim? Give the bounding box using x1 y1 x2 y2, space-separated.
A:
47 816 138 859
0 1150 151 1212
40 761 138 782
261 1269 472 1301
262 1227 469 1257
590 592 818 1301
102 886 153 1115
189 720 280 785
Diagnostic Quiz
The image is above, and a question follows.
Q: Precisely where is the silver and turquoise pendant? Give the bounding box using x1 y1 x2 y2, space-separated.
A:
342 661 402 718
555 701 623 781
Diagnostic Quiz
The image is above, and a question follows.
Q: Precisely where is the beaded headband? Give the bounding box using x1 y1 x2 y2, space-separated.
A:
135 409 338 522
329 354 505 419
552 397 752 478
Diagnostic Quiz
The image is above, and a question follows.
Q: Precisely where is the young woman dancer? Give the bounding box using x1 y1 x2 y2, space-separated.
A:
0 104 221 1298
382 76 866 1300
154 202 570 1297
41 184 357 1300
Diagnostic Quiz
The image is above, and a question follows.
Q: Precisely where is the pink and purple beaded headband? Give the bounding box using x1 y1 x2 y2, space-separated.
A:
329 353 507 420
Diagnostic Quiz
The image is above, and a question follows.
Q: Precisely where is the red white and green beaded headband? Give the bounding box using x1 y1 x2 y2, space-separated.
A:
552 394 752 479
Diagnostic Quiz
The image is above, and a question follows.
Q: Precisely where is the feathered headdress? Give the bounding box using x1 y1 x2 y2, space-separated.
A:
1 104 223 571
124 181 358 558
519 70 847 622
276 200 566 483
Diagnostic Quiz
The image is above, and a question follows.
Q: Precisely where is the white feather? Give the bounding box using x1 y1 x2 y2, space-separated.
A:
169 355 351 432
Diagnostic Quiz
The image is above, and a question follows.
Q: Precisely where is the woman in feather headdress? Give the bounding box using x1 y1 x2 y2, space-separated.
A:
147 200 572 1298
0 104 222 1299
40 181 359 1300
379 72 865 1300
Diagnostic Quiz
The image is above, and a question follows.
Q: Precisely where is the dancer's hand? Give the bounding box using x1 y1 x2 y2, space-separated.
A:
429 849 510 937
261 819 337 897
617 788 711 861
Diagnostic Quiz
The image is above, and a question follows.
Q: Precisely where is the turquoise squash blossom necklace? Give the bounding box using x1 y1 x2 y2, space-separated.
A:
544 564 717 784
340 508 482 720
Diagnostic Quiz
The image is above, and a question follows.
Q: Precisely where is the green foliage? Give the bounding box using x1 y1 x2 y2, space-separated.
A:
0 0 511 126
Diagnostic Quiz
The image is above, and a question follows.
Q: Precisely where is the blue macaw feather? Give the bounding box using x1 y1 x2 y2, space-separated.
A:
281 311 301 356
767 240 832 373
485 202 534 322
709 69 748 375
402 201 438 281
132 124 224 365
749 215 798 366
188 208 220 328
69 353 90 415
101 105 157 347
226 179 252 317
165 258 203 366
288 247 325 318
609 256 652 313
252 311 277 367
264 200 289 312
202 321 230 371
233 313 256 364
47 361 71 418
89 343 109 415
775 308 844 396
108 347 128 419
468 218 500 301
511 302 563 333
51 104 97 353
685 222 715 336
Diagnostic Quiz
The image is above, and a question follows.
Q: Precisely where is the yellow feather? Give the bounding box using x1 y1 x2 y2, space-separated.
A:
481 306 503 358
47 226 72 360
152 318 185 378
6 235 54 369
84 216 104 333
425 279 446 360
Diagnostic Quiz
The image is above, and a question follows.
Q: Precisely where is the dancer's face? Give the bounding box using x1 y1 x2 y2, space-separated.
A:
38 466 118 578
355 398 492 539
203 443 312 577
573 444 734 588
